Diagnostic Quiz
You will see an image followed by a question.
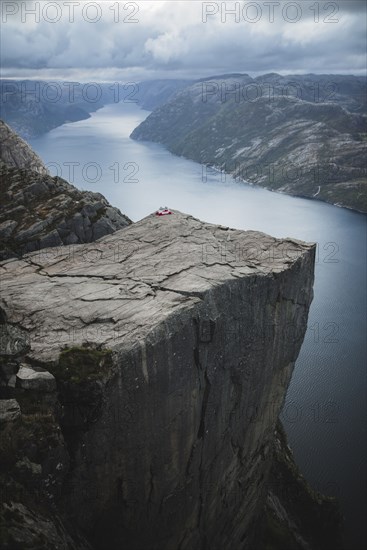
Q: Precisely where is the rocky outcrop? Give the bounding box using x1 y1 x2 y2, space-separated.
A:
0 305 91 549
0 120 49 175
131 74 367 212
0 164 132 259
0 122 132 260
258 422 343 550
0 399 21 424
0 210 329 549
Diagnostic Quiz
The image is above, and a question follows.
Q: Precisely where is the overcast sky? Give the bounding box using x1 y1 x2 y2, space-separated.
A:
1 0 366 81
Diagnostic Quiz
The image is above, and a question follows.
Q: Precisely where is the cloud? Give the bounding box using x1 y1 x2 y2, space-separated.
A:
1 1 366 80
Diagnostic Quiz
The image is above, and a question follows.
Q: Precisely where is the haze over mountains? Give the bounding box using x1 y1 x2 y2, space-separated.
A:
0 79 192 139
2 73 365 212
131 73 367 212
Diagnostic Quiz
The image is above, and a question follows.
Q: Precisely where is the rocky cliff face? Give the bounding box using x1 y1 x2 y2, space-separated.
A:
258 422 343 550
0 120 49 175
0 210 338 550
131 74 367 212
0 121 132 260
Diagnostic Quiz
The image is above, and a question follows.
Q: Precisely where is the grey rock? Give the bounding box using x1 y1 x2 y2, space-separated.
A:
0 165 132 261
0 123 132 260
0 398 21 423
16 364 56 392
0 501 92 550
259 421 344 550
15 456 42 477
0 361 19 380
38 229 64 250
7 374 17 388
0 210 317 549
0 323 30 358
0 120 49 174
0 219 18 238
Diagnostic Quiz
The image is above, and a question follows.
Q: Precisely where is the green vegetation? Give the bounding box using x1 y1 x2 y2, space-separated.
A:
49 346 113 384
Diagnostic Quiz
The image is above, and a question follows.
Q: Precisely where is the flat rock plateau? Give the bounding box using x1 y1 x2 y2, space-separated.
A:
0 210 343 549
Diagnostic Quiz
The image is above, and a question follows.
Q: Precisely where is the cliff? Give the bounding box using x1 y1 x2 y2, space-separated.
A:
0 120 49 175
131 74 367 213
0 209 343 549
0 121 132 260
259 422 343 550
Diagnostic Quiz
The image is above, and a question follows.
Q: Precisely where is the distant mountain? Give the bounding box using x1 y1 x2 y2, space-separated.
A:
254 73 366 113
135 79 194 110
131 73 367 212
0 120 131 259
0 80 102 139
0 78 195 139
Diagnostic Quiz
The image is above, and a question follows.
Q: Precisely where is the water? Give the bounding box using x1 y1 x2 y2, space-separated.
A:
29 101 366 550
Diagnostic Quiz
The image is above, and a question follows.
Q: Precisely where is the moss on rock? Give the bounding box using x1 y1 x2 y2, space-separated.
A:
49 346 113 384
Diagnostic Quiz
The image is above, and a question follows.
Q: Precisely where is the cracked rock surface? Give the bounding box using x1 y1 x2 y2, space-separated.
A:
0 210 317 549
0 210 315 364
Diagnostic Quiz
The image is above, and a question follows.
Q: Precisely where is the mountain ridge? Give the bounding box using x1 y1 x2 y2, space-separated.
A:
131 74 367 212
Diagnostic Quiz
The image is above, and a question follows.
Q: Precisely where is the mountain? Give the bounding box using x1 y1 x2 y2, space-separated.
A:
0 120 131 259
131 73 367 212
0 120 49 175
0 210 342 549
0 80 102 139
0 107 344 550
0 79 195 139
135 79 194 110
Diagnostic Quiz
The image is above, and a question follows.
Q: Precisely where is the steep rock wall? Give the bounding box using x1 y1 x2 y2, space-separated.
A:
0 211 316 549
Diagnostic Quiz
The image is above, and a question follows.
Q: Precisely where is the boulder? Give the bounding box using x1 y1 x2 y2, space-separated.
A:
16 365 56 392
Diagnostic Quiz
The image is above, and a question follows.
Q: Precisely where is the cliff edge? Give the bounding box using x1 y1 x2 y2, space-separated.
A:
0 120 49 175
0 210 343 550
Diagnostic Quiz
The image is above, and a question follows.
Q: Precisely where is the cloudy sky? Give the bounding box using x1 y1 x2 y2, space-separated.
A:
1 0 366 81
